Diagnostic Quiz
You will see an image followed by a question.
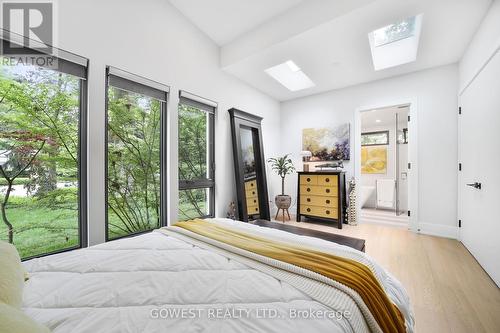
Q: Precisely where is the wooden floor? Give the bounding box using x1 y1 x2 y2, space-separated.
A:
270 218 500 333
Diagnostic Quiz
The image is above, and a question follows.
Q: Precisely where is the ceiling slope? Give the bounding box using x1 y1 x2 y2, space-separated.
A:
170 0 492 101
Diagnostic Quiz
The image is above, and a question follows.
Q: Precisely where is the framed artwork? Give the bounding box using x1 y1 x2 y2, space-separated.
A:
361 146 387 174
302 124 350 161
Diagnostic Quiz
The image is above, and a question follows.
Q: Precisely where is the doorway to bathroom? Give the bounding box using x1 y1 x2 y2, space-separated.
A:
358 105 409 225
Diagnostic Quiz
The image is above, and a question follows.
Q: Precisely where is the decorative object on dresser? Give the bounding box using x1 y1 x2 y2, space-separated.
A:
228 108 270 221
299 150 312 171
267 154 295 222
296 171 346 229
315 160 344 170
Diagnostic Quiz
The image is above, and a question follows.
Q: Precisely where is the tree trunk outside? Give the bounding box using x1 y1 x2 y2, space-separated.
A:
0 181 14 243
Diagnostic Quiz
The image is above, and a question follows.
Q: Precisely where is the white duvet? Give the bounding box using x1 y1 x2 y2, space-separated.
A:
22 218 414 333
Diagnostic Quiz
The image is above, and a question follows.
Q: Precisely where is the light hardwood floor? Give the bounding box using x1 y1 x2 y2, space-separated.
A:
270 219 500 333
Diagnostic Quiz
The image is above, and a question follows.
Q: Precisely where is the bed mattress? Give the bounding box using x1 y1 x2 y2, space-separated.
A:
22 218 414 333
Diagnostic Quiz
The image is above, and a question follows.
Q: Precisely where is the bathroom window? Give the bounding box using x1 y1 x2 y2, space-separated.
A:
361 131 389 146
178 91 216 221
105 67 169 240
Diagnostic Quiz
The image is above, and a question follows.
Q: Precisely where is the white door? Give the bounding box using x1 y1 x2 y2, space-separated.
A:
459 50 500 287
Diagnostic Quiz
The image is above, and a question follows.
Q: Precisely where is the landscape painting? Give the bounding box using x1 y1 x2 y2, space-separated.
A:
361 146 387 174
302 124 350 161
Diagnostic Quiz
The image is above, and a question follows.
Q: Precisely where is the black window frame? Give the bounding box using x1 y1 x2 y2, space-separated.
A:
104 66 169 241
178 90 216 220
0 30 88 260
361 130 390 146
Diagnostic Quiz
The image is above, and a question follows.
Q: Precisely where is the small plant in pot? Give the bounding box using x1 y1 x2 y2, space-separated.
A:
267 154 295 221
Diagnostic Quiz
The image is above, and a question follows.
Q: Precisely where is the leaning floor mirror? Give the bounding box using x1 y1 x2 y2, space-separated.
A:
228 108 270 221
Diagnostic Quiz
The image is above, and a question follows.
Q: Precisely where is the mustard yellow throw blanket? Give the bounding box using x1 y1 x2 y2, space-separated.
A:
174 219 406 333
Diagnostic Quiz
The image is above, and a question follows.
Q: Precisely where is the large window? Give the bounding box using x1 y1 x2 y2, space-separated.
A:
105 67 168 240
178 91 215 220
361 131 389 146
0 38 88 259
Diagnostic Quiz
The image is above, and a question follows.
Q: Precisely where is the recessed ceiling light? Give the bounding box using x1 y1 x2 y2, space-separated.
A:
265 60 315 91
368 14 423 71
375 119 382 123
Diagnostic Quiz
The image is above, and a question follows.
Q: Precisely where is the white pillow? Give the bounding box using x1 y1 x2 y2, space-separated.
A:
0 303 50 333
0 241 24 308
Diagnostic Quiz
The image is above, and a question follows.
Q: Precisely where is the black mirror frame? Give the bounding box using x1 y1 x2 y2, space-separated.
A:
228 108 270 221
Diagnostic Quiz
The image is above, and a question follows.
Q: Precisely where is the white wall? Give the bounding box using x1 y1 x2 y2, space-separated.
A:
280 65 459 238
55 0 281 245
459 0 500 92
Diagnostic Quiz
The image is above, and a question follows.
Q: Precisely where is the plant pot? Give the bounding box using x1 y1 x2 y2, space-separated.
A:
275 194 292 209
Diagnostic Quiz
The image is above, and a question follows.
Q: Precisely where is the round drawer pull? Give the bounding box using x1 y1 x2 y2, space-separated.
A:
326 199 330 204
252 191 255 195
255 208 258 211
326 210 330 215
306 208 311 212
306 188 311 192
326 189 330 193
253 199 257 203
307 198 311 202
307 177 311 182
325 178 330 182
251 183 254 187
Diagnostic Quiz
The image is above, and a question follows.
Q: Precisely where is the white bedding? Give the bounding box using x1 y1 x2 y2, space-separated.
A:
22 218 414 333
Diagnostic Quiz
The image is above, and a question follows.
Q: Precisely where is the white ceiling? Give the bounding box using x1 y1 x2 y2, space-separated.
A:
170 0 492 101
168 0 304 45
361 106 408 129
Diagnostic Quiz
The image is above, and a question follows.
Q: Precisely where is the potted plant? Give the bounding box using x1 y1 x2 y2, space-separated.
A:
267 154 295 220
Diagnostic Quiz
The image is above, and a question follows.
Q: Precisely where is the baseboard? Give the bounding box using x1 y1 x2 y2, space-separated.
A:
359 219 408 229
417 222 459 239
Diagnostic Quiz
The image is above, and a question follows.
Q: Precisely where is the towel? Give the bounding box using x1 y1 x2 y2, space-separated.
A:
377 179 395 209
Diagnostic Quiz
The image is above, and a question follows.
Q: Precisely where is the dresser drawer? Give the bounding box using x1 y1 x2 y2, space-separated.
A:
246 197 259 206
247 205 260 214
301 195 337 208
244 179 257 191
299 174 318 185
300 185 338 197
318 175 338 186
300 205 338 219
246 188 258 198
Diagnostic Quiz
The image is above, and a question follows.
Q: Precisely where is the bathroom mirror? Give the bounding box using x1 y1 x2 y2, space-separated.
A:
229 108 270 221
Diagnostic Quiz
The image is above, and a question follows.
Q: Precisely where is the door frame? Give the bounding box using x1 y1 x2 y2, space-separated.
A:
354 99 419 232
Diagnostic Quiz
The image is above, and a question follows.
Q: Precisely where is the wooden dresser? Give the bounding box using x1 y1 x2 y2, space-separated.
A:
244 178 260 217
296 171 346 229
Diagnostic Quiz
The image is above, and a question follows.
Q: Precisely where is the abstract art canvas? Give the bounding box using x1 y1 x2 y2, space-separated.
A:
361 146 387 174
302 124 350 161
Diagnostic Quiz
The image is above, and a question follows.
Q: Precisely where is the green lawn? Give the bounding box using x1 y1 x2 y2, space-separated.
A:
0 194 208 259
0 196 79 259
106 211 159 240
178 200 207 221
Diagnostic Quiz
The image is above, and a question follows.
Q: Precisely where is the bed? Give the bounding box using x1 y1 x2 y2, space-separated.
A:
22 218 414 333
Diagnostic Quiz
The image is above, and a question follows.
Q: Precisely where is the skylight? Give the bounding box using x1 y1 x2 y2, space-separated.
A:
265 60 315 91
373 16 417 47
368 14 423 71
